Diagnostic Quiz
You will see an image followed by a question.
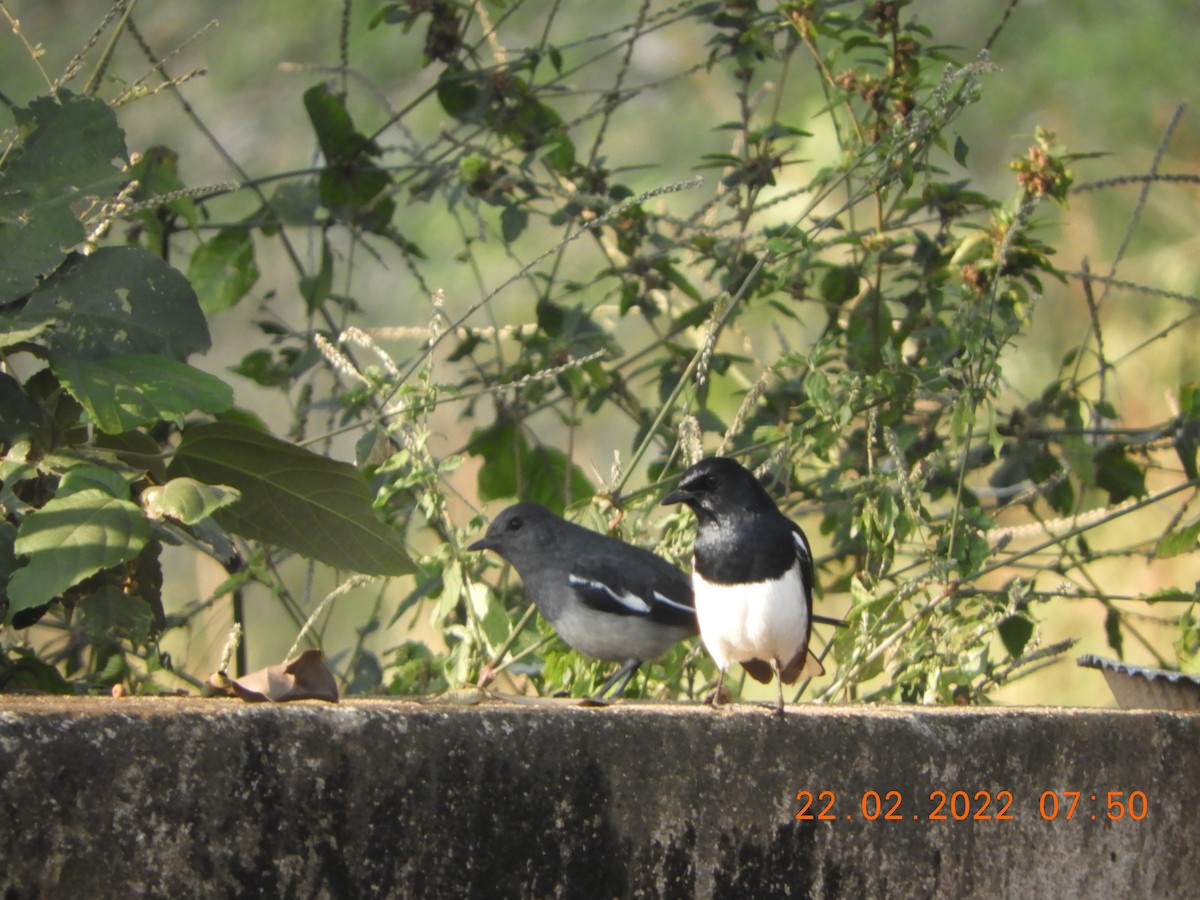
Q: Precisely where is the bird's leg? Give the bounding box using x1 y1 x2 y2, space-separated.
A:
591 659 640 702
704 669 727 708
774 674 785 719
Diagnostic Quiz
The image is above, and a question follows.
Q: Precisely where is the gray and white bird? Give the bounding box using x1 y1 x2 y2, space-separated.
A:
662 456 824 715
468 502 698 699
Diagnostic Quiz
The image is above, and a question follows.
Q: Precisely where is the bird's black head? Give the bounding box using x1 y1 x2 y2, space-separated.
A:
660 456 778 523
467 501 557 563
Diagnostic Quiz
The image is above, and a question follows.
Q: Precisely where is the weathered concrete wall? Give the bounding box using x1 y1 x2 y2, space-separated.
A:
0 697 1196 898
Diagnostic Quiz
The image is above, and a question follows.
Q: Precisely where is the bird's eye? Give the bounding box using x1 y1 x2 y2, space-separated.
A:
506 516 523 532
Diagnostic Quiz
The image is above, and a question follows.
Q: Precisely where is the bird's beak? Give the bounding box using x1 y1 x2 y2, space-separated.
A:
660 489 690 507
467 536 494 552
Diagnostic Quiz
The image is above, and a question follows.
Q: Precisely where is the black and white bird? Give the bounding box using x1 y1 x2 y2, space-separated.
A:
662 456 824 716
468 502 698 699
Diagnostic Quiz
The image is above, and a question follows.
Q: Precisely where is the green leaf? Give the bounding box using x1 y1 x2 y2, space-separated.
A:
127 145 199 242
0 520 17 608
661 263 704 303
233 349 294 388
304 82 381 164
953 134 969 166
1176 381 1200 478
187 227 260 315
436 66 486 122
990 443 1074 515
1140 587 1198 604
500 204 528 242
143 477 241 525
1155 520 1200 559
536 131 576 175
167 422 415 575
57 464 130 500
0 320 52 350
79 583 157 647
0 371 44 446
819 265 860 305
0 198 82 305
753 122 812 141
1176 425 1199 481
19 247 210 362
1093 443 1146 504
1181 381 1200 419
3 91 127 207
0 91 128 301
477 583 513 651
94 429 169 483
268 180 322 227
998 614 1034 657
468 420 593 514
304 83 393 229
299 237 334 313
0 647 73 693
950 232 992 266
54 354 234 434
1103 607 1124 658
318 165 393 223
6 489 152 616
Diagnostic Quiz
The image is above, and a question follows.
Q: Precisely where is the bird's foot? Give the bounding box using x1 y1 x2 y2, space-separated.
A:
751 700 788 717
703 686 732 708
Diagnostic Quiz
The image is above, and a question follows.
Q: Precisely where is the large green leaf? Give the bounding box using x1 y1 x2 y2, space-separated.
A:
167 422 415 575
18 247 210 362
0 91 128 301
6 488 152 616
0 199 82 305
54 354 234 433
2 92 127 206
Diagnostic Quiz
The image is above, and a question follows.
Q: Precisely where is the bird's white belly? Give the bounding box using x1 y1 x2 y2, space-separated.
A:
693 565 809 669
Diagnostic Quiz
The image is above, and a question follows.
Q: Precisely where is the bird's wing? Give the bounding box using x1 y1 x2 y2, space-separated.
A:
567 558 697 630
786 522 847 628
789 521 815 603
783 520 823 684
779 648 825 683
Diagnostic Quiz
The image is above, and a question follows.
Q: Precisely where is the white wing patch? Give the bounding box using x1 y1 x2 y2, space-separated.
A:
792 529 812 563
651 590 693 615
568 574 651 614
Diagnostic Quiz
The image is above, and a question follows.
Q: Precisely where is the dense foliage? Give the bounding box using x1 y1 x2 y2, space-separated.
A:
1 0 1197 702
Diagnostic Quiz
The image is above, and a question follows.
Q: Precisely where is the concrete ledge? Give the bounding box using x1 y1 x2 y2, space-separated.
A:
1 697 1196 898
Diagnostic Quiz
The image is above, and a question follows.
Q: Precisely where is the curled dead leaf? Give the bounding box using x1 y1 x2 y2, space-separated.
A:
228 649 339 703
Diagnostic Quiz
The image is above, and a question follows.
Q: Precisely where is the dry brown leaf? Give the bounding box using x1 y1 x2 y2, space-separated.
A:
228 649 339 703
